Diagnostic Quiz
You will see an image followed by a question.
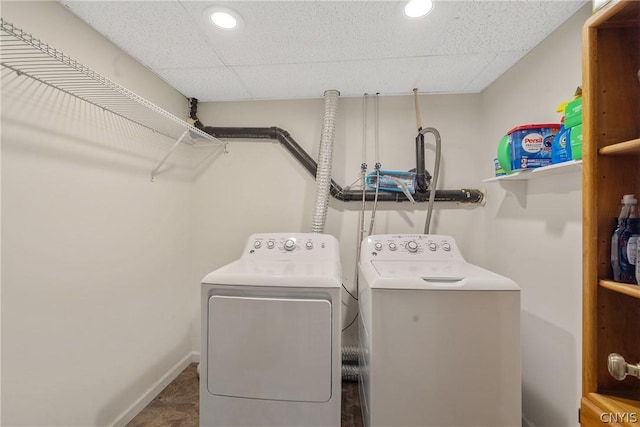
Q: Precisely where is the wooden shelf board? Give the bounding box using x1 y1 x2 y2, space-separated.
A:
599 280 640 299
581 394 640 427
587 392 640 412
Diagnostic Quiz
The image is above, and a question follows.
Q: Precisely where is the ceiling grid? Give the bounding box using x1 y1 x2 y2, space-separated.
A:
59 0 587 101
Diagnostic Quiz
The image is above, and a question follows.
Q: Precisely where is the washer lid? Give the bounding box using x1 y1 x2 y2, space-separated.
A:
364 260 519 291
372 260 465 280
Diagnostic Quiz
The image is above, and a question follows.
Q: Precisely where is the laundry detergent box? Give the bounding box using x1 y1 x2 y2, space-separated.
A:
570 123 583 160
507 123 560 171
564 96 583 128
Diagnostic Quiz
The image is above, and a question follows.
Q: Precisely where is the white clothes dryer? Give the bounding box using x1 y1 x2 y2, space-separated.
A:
358 234 521 427
201 233 342 427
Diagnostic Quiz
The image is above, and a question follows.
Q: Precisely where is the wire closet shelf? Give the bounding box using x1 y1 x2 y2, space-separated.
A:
0 17 226 177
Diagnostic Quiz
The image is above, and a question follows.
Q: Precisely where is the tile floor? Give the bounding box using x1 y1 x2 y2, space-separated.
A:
127 363 363 427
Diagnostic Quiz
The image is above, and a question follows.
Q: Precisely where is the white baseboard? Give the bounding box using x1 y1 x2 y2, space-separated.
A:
522 413 535 427
110 351 200 427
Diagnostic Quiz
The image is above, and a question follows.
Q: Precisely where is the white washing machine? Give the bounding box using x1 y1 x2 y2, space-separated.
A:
358 234 521 427
200 233 342 427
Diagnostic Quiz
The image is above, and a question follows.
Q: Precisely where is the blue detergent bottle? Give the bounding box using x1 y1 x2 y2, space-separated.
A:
551 122 572 164
619 196 639 284
611 195 635 281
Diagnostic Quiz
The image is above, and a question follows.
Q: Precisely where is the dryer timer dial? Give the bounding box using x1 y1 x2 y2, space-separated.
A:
406 241 419 253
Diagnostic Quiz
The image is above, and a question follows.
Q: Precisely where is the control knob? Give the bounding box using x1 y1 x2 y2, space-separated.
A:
428 242 437 251
406 241 419 253
388 242 397 251
284 239 296 251
267 240 275 249
374 242 383 251
305 241 314 250
442 242 451 252
253 240 262 249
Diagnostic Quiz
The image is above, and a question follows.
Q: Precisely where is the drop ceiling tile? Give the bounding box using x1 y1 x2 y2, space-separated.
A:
180 1 394 65
155 67 250 101
411 53 509 93
181 1 461 65
180 1 585 66
231 54 493 101
428 1 586 55
61 1 225 69
58 0 588 101
463 51 530 92
231 60 386 100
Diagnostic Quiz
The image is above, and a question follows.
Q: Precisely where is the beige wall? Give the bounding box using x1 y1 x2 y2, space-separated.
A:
479 4 591 427
1 2 196 426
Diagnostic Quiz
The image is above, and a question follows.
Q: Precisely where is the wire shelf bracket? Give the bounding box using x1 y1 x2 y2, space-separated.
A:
0 18 228 179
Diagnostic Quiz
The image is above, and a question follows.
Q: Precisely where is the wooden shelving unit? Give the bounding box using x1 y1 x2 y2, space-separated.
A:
581 1 640 425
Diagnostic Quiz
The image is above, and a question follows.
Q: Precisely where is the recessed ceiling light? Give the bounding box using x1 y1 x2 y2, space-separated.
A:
206 7 241 30
403 0 434 19
211 11 236 29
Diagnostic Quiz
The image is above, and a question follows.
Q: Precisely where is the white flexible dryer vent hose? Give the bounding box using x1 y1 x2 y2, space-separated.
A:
312 89 340 233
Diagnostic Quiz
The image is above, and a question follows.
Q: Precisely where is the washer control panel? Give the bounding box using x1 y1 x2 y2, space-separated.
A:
242 233 339 260
362 234 464 262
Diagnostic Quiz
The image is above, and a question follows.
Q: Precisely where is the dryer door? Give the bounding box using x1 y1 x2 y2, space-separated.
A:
207 295 332 402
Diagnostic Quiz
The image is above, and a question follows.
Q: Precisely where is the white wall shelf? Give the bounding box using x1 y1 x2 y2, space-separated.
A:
483 160 582 208
483 159 582 183
0 18 227 180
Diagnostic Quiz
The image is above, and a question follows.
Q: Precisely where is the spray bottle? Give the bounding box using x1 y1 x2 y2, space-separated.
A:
619 195 639 284
611 195 635 282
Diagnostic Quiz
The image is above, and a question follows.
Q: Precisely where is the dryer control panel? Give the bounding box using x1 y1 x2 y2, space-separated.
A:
361 234 464 262
242 232 340 261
